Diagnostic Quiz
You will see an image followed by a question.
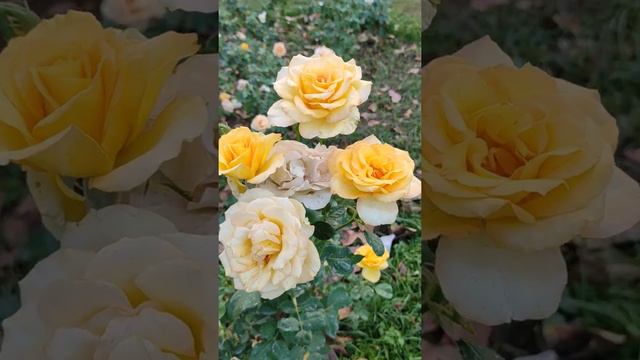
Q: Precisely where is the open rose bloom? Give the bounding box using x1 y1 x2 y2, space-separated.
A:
0 11 208 207
0 205 215 360
330 135 421 226
423 36 640 325
219 189 321 299
267 51 372 139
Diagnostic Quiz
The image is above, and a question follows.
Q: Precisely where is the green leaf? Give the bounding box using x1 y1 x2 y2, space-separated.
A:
0 3 38 41
259 320 277 340
302 310 326 331
457 340 505 360
312 221 334 240
365 231 385 256
219 122 231 135
374 283 393 299
227 291 261 318
277 317 300 333
305 208 323 224
324 308 339 338
295 330 312 344
327 287 350 309
321 244 355 276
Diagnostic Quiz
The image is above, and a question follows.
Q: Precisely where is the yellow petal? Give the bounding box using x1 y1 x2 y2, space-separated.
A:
361 267 381 283
453 35 515 69
91 96 207 192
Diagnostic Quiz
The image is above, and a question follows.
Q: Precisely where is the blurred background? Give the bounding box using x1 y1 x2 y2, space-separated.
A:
423 1 640 359
0 0 215 346
218 0 422 358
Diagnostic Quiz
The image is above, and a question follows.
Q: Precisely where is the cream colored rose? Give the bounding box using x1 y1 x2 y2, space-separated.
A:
0 205 215 360
0 11 207 193
423 36 640 325
219 189 321 299
267 51 372 139
250 114 270 132
329 135 421 226
259 140 336 210
100 0 166 28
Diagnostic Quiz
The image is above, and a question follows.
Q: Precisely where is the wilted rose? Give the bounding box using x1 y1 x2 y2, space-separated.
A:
259 140 336 210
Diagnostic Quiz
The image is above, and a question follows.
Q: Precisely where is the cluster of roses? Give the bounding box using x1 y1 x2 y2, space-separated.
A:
218 49 420 299
0 10 216 359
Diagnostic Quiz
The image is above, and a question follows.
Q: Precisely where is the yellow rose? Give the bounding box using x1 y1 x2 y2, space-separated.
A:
0 11 208 192
219 189 321 299
218 127 284 192
355 244 390 283
0 205 215 360
267 51 372 139
423 36 640 325
329 135 420 226
240 42 250 51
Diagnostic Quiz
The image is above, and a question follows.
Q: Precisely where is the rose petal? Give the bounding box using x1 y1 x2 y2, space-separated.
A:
582 167 640 238
435 236 567 325
356 198 398 226
91 96 208 192
453 35 515 69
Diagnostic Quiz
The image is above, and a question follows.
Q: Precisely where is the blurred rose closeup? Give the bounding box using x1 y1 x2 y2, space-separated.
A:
259 140 336 210
0 11 207 192
267 50 372 139
0 205 215 360
219 189 321 299
423 36 640 325
330 135 420 226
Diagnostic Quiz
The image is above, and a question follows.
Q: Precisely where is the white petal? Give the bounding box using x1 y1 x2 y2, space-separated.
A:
294 190 332 210
356 198 398 226
61 205 177 252
582 167 640 238
435 236 567 325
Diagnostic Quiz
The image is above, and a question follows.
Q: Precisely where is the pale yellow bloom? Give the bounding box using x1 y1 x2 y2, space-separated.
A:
219 189 321 299
240 42 250 51
0 205 216 360
0 11 207 194
329 135 420 225
218 127 283 187
424 36 640 325
355 243 389 283
272 41 287 57
267 51 372 139
250 114 270 132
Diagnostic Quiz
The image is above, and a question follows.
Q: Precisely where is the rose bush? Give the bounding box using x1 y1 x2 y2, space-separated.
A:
0 205 215 360
423 36 640 325
267 51 372 139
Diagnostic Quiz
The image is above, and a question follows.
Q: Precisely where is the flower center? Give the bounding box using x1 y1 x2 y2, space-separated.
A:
249 217 283 265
